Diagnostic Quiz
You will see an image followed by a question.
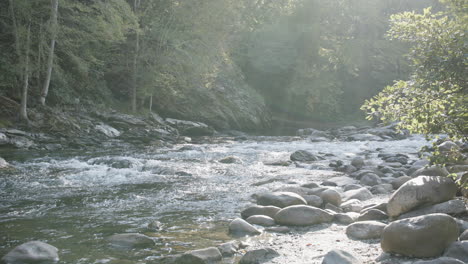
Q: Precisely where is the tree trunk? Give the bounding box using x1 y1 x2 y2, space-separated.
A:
8 0 20 57
40 0 59 106
149 95 153 112
20 22 31 121
131 0 140 113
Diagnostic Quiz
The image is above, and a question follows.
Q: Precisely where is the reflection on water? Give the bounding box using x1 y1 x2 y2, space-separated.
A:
0 136 427 263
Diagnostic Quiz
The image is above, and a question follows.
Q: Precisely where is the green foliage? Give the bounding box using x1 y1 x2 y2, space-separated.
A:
362 0 468 139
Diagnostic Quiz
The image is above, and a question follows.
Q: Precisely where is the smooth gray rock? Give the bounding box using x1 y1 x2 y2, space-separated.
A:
370 184 393 194
412 166 450 177
443 241 468 263
351 157 365 170
341 199 364 213
256 192 307 208
413 257 465 264
346 221 386 240
343 184 363 192
218 156 241 164
273 186 315 196
391 176 412 189
360 173 382 186
398 199 467 220
1 241 59 264
290 150 318 162
325 203 343 213
460 229 468 241
217 242 239 257
343 188 373 202
381 213 459 258
303 195 323 207
181 247 222 263
387 176 458 217
322 249 362 264
229 218 261 237
246 215 275 227
320 189 342 207
438 141 460 152
357 209 388 222
108 233 155 248
323 176 356 187
274 205 334 226
265 226 290 233
0 157 10 169
241 205 281 219
335 212 360 225
239 248 279 264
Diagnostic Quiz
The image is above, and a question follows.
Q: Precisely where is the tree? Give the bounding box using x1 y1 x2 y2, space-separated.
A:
361 0 467 140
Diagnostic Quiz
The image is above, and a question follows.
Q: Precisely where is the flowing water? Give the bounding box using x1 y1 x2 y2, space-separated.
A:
0 136 428 263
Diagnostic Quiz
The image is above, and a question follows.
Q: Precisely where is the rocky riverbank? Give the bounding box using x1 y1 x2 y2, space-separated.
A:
1 123 467 264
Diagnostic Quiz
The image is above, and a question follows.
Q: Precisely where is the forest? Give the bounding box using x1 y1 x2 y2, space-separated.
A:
0 0 467 264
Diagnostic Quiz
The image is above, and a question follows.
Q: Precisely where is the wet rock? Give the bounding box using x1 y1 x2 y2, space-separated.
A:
320 189 342 207
351 157 365 169
370 184 393 194
228 218 261 237
341 199 364 213
387 176 457 217
357 209 388 222
381 213 459 258
346 221 386 240
391 176 412 190
256 192 306 208
217 242 239 257
460 230 468 241
335 212 360 225
246 215 275 227
218 156 241 164
0 157 11 169
265 226 290 233
343 188 373 202
413 257 465 264
1 241 59 264
302 195 323 207
241 205 281 219
412 166 450 177
360 173 382 186
165 118 214 137
274 205 334 226
176 247 222 264
239 248 279 264
290 150 318 162
108 233 155 248
398 200 467 220
322 249 362 264
148 220 163 231
95 123 121 137
443 241 468 263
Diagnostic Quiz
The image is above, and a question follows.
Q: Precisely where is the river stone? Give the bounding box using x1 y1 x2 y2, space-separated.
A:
357 209 388 222
343 188 373 202
241 205 281 219
246 215 275 226
391 176 412 189
370 184 393 194
274 205 334 226
381 213 459 258
218 156 241 164
387 176 457 217
303 195 323 207
239 248 279 264
351 157 365 169
108 233 155 248
290 150 318 162
443 241 468 263
228 218 261 237
343 184 363 192
341 199 364 213
256 192 307 208
438 141 460 152
398 199 467 220
460 230 468 241
412 166 450 177
217 242 239 257
320 189 342 207
274 186 315 196
335 212 360 225
0 157 10 169
413 257 465 264
345 221 386 240
265 226 290 233
322 249 362 264
360 173 382 186
1 241 59 264
95 123 121 137
177 247 222 264
325 203 343 213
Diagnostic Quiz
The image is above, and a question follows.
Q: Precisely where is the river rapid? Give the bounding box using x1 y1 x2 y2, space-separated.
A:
0 135 429 263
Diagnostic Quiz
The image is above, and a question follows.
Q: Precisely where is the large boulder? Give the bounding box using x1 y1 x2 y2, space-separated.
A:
241 205 281 219
387 176 457 217
1 241 59 264
108 233 155 248
443 241 468 263
322 249 362 264
228 218 261 237
239 248 279 264
413 257 465 264
345 221 387 240
398 200 467 220
381 214 459 258
274 205 334 226
290 150 318 162
176 247 222 264
412 166 450 177
256 192 307 208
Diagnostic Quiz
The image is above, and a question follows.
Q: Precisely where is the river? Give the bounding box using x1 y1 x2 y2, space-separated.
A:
0 135 428 263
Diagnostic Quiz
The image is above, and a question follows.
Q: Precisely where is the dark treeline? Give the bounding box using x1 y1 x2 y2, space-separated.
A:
0 0 443 130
